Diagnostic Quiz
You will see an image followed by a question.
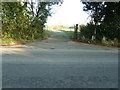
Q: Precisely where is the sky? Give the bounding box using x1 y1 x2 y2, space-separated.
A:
46 0 90 26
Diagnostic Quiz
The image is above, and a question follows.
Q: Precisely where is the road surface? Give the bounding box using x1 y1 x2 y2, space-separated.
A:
2 31 118 88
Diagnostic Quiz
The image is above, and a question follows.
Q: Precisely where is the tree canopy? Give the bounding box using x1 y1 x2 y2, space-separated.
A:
2 1 62 40
81 2 120 43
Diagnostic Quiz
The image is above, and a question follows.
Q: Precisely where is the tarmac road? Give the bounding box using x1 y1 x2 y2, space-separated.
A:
2 31 118 88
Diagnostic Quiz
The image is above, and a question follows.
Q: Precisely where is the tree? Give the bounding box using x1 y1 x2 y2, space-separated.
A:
2 1 62 40
2 2 30 39
82 1 120 41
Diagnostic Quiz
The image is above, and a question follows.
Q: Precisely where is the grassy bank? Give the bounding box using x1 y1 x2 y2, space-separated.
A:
1 29 54 46
60 30 74 39
44 29 54 38
0 38 43 46
61 29 119 47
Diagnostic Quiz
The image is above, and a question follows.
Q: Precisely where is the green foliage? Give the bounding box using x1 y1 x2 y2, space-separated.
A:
1 1 62 44
79 23 119 46
2 2 33 40
101 14 120 40
81 2 120 47
80 23 95 41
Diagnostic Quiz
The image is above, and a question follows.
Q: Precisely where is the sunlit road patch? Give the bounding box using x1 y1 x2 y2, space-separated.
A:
2 31 118 88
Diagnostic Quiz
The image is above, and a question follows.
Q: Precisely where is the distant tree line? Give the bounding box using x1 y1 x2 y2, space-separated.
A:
79 2 120 46
1 1 61 40
45 25 70 30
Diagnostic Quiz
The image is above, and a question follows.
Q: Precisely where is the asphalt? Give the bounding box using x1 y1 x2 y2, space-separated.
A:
1 31 118 88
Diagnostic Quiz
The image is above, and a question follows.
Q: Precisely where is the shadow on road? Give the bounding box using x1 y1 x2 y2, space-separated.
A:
1 30 118 88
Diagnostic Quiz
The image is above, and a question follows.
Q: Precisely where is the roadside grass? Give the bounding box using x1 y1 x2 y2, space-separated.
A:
79 39 119 47
0 38 43 46
60 29 119 47
60 30 74 39
1 29 119 47
1 29 54 46
44 29 68 40
0 38 19 45
43 29 54 38
101 40 119 47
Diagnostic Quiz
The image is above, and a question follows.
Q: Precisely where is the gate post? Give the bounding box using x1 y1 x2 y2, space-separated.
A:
74 24 78 40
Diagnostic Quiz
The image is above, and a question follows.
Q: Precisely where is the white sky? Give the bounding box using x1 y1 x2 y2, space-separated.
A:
46 0 90 26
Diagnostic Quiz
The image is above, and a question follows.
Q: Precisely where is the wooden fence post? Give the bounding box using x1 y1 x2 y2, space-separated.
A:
74 24 78 40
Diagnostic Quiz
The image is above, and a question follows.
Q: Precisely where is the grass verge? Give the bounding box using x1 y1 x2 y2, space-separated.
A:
60 30 74 39
0 38 43 46
1 29 54 46
61 29 119 47
43 29 54 38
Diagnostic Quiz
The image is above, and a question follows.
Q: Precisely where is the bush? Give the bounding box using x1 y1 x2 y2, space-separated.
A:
79 22 95 41
78 22 119 47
